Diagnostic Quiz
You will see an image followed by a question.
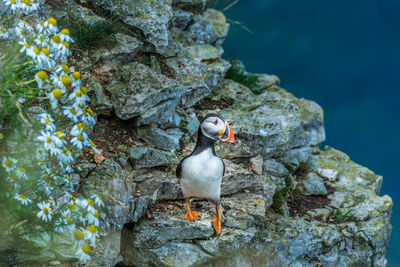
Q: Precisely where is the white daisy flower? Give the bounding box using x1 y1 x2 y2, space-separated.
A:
17 20 33 32
36 21 45 33
43 17 59 35
4 0 20 13
75 244 91 263
27 46 41 59
37 47 56 69
2 157 17 172
68 90 86 106
14 193 32 205
15 166 28 179
70 122 86 136
48 88 63 109
87 209 100 227
63 106 81 122
52 131 66 148
71 133 87 150
82 108 96 126
39 113 56 132
0 27 9 39
18 40 30 54
50 73 64 88
37 201 52 222
34 70 47 88
82 224 98 245
55 64 69 76
37 131 59 155
59 28 74 43
59 148 74 166
58 41 71 57
34 35 47 47
90 193 104 207
15 27 27 39
70 71 81 87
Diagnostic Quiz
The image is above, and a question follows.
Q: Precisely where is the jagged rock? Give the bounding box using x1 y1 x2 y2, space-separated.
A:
186 111 200 137
129 147 178 169
250 155 263 175
86 78 113 116
87 0 173 48
188 8 229 47
317 168 338 182
171 9 193 30
136 99 181 128
134 127 183 151
300 172 328 196
93 33 142 65
263 158 289 177
108 62 184 120
186 44 220 61
136 171 182 201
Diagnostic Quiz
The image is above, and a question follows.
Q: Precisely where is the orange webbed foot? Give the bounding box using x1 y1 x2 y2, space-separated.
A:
185 209 201 221
211 217 221 236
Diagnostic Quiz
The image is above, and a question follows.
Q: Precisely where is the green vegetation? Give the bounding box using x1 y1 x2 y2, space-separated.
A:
68 18 117 50
329 209 358 223
225 61 259 90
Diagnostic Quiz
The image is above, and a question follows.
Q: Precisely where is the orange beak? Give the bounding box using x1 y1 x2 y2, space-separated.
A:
220 122 235 143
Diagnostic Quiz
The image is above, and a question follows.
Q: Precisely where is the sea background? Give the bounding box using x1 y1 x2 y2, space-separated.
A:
221 1 400 265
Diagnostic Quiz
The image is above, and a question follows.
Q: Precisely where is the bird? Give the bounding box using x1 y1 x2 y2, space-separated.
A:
176 113 235 235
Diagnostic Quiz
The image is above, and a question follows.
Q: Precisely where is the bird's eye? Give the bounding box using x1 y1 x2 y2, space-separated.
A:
213 119 218 125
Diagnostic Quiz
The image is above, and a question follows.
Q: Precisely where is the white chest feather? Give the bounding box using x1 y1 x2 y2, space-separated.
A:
180 148 224 202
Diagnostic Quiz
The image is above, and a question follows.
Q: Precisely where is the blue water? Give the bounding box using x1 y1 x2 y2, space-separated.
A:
222 1 400 265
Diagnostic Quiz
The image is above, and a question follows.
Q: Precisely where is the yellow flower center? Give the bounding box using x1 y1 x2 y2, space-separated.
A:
94 209 99 218
56 131 64 138
33 47 40 55
1 28 5 33
62 75 71 86
10 0 16 4
21 0 30 5
52 34 60 44
87 224 97 233
47 17 57 26
74 230 84 241
82 245 91 254
45 118 51 124
52 89 62 100
77 134 84 141
43 207 49 215
69 107 77 115
87 199 94 206
89 141 96 148
77 122 86 131
19 194 27 200
86 108 94 116
22 21 28 25
66 217 73 224
68 203 76 210
5 159 12 167
61 64 68 73
72 72 80 80
18 166 26 173
65 174 71 181
20 29 24 35
37 71 47 81
24 42 29 48
80 86 88 94
62 41 69 48
61 29 70 35
41 47 50 56
46 136 51 143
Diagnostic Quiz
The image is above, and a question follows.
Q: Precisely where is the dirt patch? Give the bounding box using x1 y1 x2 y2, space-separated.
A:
288 183 335 218
194 97 233 111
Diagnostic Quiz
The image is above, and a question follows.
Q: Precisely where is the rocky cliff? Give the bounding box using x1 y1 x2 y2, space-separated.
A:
11 0 392 266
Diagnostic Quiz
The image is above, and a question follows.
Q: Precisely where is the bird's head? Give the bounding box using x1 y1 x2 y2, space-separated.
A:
200 113 235 143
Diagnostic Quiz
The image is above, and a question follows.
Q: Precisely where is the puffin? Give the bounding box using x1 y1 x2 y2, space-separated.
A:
176 113 235 235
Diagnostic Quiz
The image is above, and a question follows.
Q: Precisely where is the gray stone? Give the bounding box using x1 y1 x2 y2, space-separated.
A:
134 127 183 150
300 172 328 196
250 155 263 175
263 158 289 177
86 78 113 116
87 0 173 48
136 171 182 201
172 0 206 13
171 9 193 30
129 147 178 169
108 62 184 120
186 111 200 137
93 33 142 65
136 98 181 128
186 44 220 61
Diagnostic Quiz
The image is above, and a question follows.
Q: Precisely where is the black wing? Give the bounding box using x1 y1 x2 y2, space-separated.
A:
176 155 190 178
